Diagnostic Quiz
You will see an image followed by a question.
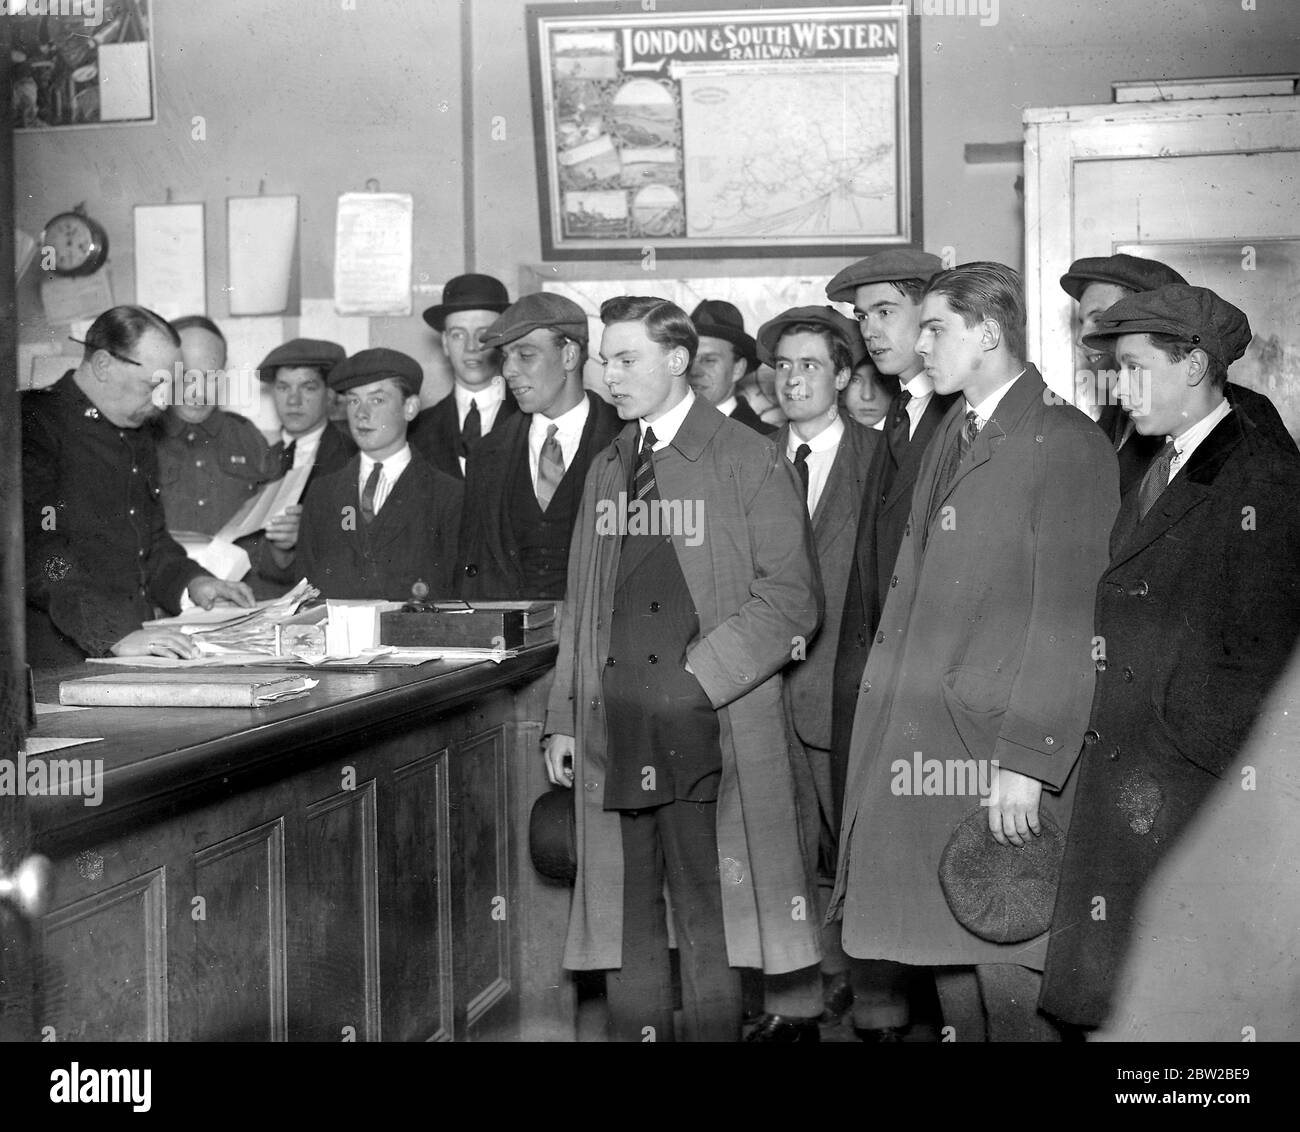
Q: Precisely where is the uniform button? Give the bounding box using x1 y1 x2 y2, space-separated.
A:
647 654 658 664
606 657 615 667
1108 746 1120 762
464 564 478 577
195 459 204 468
590 697 600 710
875 631 885 644
1130 580 1149 597
1095 658 1107 671
198 499 206 507
890 575 898 587
739 673 753 683
138 586 147 597
861 681 871 694
584 781 597 791
1084 729 1100 745
128 508 135 517
1044 735 1055 746
649 602 660 612
131 466 138 474
138 549 145 558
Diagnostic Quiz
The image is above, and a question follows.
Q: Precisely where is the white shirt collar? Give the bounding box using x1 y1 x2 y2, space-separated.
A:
454 376 504 413
359 443 411 481
530 392 590 443
640 389 695 449
901 371 934 399
715 394 738 419
788 414 844 455
966 370 1025 425
1170 399 1231 475
281 420 328 458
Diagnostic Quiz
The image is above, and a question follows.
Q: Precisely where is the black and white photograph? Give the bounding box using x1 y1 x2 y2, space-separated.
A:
1 0 1298 1112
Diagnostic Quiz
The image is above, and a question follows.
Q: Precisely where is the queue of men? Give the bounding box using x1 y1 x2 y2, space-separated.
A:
19 253 1300 1043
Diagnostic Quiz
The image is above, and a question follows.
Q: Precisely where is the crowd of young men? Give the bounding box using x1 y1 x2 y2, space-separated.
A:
21 254 1300 1042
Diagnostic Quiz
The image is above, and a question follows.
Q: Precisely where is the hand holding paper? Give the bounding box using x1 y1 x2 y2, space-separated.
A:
264 505 302 551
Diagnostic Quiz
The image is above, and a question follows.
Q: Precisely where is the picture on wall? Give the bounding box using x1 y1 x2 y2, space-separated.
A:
1119 238 1300 443
10 0 156 130
527 2 920 259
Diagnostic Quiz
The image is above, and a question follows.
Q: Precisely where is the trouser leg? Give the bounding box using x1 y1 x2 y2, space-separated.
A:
976 964 1062 1043
933 966 985 1041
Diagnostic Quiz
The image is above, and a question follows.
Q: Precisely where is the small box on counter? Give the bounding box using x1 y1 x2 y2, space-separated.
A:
379 601 556 649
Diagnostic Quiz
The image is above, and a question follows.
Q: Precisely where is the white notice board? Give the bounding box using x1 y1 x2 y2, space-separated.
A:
134 202 206 319
334 192 413 316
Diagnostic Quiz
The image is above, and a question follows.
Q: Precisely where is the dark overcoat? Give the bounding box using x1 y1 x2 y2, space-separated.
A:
828 367 1119 969
408 385 519 480
295 452 463 600
777 418 879 750
457 391 621 600
545 396 824 974
1040 408 1300 1026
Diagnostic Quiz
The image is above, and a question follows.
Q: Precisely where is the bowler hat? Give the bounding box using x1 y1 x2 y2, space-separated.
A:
257 338 346 383
1081 283 1252 368
529 788 576 884
826 249 945 304
938 806 1064 944
481 292 590 349
690 299 758 373
756 305 866 369
421 273 512 331
1059 253 1186 303
328 347 424 398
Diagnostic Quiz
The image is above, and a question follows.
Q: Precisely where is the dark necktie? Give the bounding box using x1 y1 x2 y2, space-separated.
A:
793 442 812 501
888 389 913 448
630 426 658 511
360 461 383 524
279 439 297 476
1138 439 1176 519
536 423 565 510
460 399 481 460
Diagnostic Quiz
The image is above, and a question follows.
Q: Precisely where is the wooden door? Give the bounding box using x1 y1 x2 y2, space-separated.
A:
1024 92 1300 439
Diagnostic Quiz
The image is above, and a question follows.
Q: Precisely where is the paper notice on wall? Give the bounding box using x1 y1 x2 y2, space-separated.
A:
134 203 206 319
228 195 299 316
334 192 413 316
98 41 153 122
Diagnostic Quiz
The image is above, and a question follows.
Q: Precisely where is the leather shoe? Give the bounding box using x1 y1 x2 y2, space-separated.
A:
853 1024 907 1043
819 973 853 1025
744 1013 820 1043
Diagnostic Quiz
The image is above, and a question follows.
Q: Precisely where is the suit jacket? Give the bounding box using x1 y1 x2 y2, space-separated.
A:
295 451 463 600
730 394 777 436
22 374 206 664
828 366 1119 969
456 391 620 601
545 397 823 974
828 389 957 815
1041 408 1300 1026
777 419 878 750
408 384 519 481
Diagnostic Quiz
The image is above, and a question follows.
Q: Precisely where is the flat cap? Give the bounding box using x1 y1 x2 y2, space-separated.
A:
1059 253 1186 302
481 292 590 349
938 806 1065 944
690 299 757 372
421 273 511 331
756 305 866 369
328 348 424 397
257 338 346 382
1081 283 1252 368
826 249 945 304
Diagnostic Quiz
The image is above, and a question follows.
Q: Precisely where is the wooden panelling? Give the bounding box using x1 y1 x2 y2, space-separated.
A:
296 781 380 1042
40 868 167 1041
387 748 453 1042
185 819 288 1042
453 725 513 1038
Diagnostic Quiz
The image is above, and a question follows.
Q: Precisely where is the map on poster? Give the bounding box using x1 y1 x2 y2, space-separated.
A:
679 64 897 241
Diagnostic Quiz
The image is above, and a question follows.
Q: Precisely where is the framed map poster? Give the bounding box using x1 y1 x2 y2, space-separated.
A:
526 2 921 260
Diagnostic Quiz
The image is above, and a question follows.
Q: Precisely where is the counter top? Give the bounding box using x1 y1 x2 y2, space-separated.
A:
25 644 557 854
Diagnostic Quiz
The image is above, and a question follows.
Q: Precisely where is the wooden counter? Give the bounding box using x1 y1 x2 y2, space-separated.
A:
25 645 564 1042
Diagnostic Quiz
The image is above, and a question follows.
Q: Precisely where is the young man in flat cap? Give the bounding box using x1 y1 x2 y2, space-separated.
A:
1061 252 1294 492
1040 284 1300 1030
409 272 517 480
268 348 462 601
688 299 775 435
155 316 274 537
823 248 956 1039
544 296 822 1042
829 262 1119 1042
457 292 619 602
742 307 878 1042
23 305 255 665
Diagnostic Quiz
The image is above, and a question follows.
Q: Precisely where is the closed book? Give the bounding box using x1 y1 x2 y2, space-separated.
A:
60 672 314 708
379 602 556 648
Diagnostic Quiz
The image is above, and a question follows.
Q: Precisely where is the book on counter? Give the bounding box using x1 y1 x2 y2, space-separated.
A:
59 672 317 708
379 601 556 649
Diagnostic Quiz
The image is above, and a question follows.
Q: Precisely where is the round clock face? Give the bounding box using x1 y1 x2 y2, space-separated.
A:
42 212 107 276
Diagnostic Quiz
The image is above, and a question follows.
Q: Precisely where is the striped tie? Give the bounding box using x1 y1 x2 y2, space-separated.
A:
1138 439 1176 519
630 426 657 512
